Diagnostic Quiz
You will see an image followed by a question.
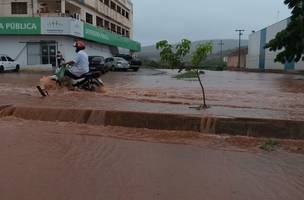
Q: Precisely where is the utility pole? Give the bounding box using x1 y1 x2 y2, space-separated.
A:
218 40 224 61
236 29 245 68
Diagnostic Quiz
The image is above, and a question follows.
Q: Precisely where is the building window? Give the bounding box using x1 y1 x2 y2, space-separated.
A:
86 13 93 24
104 0 109 6
122 9 125 16
117 26 121 35
111 23 116 32
122 28 125 36
104 20 110 30
126 12 129 19
110 1 116 10
126 30 130 38
96 16 103 27
11 2 28 14
117 6 121 14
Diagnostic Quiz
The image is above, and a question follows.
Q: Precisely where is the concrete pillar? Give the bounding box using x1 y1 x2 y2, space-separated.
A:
92 14 96 26
61 0 66 14
32 0 38 16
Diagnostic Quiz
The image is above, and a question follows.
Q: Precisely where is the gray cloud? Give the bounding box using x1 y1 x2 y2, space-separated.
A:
132 0 291 46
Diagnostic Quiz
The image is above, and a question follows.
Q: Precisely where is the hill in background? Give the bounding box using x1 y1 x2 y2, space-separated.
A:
138 39 248 61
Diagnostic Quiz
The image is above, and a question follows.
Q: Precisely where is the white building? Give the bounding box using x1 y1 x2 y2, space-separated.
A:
0 0 140 68
247 18 304 71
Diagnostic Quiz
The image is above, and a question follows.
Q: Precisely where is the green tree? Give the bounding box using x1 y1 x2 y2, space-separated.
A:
265 0 304 63
191 42 213 109
156 39 191 70
156 39 213 109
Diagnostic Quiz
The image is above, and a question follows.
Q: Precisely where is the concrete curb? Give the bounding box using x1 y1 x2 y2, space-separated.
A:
1 105 304 139
211 117 304 139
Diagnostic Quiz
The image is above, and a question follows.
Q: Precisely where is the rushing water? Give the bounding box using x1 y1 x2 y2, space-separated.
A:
1 70 304 199
0 69 304 120
0 119 303 200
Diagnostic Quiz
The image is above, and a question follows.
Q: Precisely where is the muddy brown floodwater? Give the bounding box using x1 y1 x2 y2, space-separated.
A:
0 69 304 120
0 118 304 200
1 69 304 199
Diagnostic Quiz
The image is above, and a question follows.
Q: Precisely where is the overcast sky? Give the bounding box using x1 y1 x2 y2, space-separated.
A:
132 0 291 46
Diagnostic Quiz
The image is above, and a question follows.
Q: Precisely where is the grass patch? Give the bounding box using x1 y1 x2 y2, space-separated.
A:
173 71 197 80
260 140 280 152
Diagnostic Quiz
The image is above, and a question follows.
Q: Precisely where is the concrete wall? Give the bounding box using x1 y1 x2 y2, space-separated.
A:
295 58 304 70
59 37 113 61
264 20 287 70
247 30 261 69
0 36 28 66
228 55 246 68
247 18 304 71
0 35 114 67
83 0 133 37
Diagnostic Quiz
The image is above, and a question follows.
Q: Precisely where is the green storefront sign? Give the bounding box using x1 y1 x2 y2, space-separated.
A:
0 17 41 35
84 23 141 52
0 17 141 51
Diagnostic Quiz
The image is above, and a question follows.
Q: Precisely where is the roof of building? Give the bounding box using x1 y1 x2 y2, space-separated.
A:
250 17 290 35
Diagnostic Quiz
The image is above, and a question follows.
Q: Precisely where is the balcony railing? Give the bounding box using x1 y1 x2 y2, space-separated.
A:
37 12 82 20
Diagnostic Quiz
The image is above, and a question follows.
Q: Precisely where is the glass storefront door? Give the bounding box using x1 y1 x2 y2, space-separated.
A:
41 43 57 67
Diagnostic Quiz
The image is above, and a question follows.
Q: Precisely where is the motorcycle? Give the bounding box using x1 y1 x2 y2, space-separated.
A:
37 64 104 97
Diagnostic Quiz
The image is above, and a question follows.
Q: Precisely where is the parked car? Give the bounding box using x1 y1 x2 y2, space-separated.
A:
89 56 108 74
115 54 142 71
105 57 130 71
0 54 20 73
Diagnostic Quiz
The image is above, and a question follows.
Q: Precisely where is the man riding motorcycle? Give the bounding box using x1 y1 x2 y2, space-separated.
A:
64 40 89 79
37 40 103 96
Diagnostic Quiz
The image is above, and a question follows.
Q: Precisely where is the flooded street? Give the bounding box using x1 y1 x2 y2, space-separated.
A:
1 70 304 199
0 118 304 200
0 69 304 119
0 0 302 199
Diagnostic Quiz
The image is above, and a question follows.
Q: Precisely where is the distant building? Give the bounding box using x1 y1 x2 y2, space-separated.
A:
246 18 304 71
227 47 248 68
0 0 140 67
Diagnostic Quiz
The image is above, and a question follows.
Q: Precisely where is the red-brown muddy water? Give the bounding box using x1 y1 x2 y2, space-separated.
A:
0 69 304 119
0 118 304 200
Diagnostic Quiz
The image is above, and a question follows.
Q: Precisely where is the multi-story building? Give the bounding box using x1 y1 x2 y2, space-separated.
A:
0 0 140 67
246 18 303 71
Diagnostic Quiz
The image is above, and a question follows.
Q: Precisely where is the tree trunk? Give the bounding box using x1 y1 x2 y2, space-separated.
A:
196 69 208 109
